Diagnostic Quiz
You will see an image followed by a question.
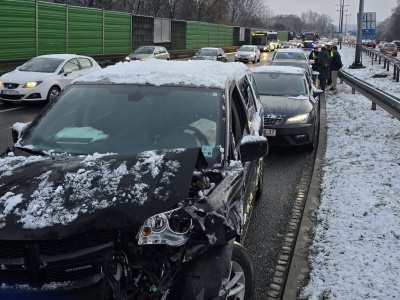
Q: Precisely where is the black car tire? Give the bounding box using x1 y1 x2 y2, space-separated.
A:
306 119 319 151
47 86 60 102
225 243 255 300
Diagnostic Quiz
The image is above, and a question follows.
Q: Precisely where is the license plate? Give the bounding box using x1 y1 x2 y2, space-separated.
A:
264 129 276 137
2 90 18 95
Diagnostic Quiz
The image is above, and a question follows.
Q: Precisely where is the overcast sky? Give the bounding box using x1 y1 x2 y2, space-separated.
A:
270 0 397 24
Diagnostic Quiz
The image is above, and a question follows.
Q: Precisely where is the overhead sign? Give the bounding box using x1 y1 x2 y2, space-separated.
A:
361 12 376 40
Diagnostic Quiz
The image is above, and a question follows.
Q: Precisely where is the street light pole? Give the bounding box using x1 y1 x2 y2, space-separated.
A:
350 0 365 68
344 14 352 40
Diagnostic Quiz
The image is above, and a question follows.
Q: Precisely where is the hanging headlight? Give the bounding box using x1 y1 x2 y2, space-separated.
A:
137 208 193 247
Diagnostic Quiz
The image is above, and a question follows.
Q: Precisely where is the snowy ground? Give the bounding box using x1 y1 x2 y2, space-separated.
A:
300 46 400 299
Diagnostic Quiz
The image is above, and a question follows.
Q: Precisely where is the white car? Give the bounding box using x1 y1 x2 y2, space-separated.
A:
0 54 101 104
235 45 261 63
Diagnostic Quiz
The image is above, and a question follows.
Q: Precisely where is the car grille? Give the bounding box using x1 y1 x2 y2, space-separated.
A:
0 230 116 289
0 93 24 100
264 117 283 127
3 83 19 89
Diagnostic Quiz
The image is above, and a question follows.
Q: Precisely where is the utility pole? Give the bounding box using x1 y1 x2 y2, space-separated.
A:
350 0 365 68
336 0 350 49
344 14 352 41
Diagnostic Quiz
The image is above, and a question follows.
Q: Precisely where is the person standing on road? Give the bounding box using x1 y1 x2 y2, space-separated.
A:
326 43 334 86
329 45 343 91
308 46 319 71
316 46 331 91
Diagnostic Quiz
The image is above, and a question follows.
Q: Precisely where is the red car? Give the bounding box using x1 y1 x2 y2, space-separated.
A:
362 39 377 48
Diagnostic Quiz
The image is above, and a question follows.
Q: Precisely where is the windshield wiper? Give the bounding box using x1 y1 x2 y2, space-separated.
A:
14 146 49 156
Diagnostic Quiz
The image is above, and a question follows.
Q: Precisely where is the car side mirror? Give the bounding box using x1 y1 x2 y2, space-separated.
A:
240 136 269 162
64 68 72 76
312 71 320 76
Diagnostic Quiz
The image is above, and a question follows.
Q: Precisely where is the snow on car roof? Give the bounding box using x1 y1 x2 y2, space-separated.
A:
252 66 305 74
74 59 249 89
34 54 91 60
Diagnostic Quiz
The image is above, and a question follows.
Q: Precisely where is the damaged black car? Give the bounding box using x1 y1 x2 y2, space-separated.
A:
0 60 268 300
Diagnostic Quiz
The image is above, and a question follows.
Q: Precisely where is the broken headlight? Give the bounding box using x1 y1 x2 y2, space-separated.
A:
137 208 193 246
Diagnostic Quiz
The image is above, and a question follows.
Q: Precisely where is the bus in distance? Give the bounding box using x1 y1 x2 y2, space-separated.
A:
250 31 278 52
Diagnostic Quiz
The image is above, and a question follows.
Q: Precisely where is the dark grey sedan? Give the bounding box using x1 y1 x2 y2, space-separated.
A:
191 47 228 62
252 66 323 149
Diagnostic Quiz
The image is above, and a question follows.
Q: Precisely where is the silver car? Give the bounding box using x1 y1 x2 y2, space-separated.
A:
235 45 261 63
126 46 170 61
191 47 228 62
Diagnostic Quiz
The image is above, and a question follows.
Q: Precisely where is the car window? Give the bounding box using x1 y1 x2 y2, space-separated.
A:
63 58 80 71
231 85 248 146
238 77 256 115
248 73 260 99
19 58 64 73
78 58 93 69
135 47 154 54
253 73 306 97
239 46 255 52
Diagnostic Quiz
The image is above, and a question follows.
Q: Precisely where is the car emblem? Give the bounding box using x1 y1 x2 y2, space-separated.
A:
8 84 12 89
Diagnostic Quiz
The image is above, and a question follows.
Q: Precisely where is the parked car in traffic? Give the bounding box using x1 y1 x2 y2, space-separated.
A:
269 48 309 63
0 59 268 299
191 47 228 62
378 41 386 49
380 42 398 56
235 45 261 63
252 66 323 150
392 40 400 51
268 59 319 86
362 39 376 48
0 54 101 104
126 45 170 61
281 42 293 49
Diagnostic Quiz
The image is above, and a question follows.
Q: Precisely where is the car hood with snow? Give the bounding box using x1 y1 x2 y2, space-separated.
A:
260 95 312 116
0 148 204 240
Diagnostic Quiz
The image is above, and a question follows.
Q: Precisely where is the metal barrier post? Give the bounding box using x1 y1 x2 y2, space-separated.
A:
387 61 390 71
372 102 376 110
397 66 400 82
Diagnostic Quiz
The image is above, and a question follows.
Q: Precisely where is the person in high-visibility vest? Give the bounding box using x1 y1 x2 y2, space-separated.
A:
329 45 343 91
308 45 319 71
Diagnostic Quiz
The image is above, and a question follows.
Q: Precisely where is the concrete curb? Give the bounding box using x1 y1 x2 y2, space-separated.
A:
281 92 327 299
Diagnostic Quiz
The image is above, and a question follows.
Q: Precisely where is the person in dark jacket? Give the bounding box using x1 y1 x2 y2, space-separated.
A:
308 45 319 71
329 45 343 91
326 43 334 85
316 46 331 91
